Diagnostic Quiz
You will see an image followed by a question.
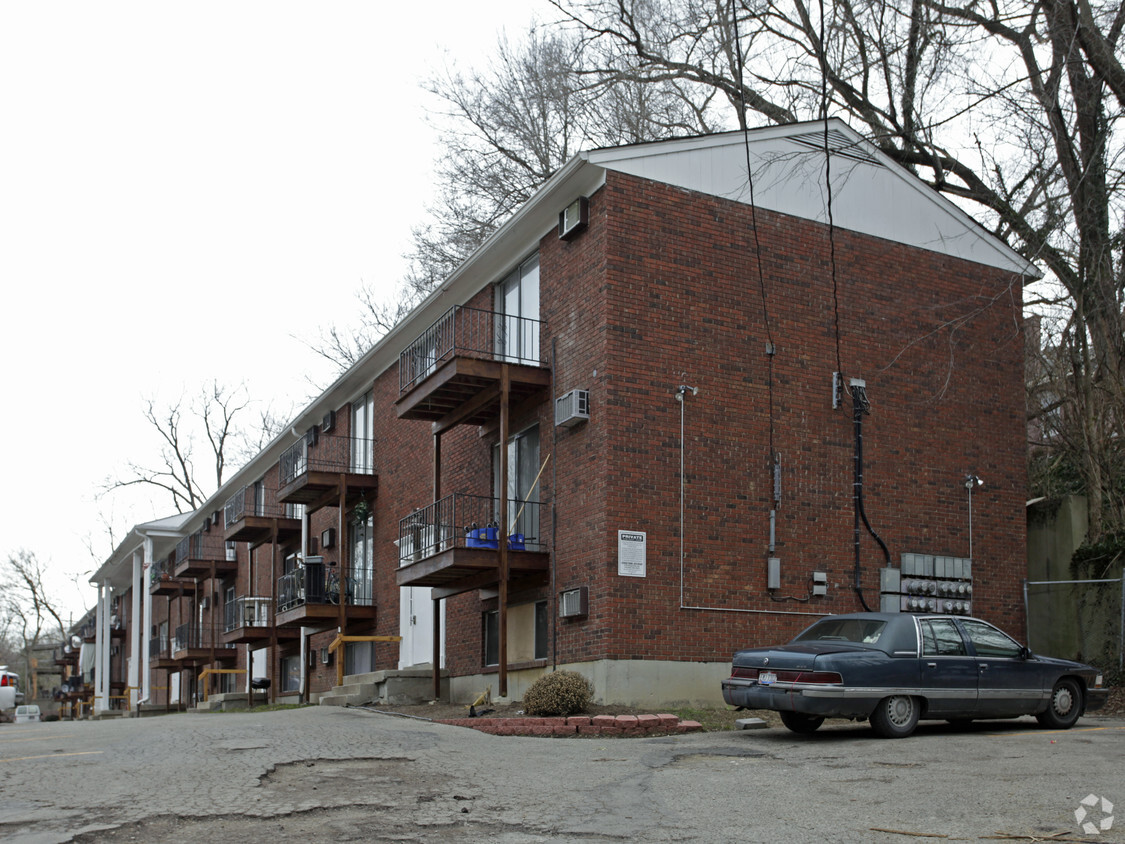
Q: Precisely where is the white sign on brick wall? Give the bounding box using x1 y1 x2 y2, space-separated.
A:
617 530 647 577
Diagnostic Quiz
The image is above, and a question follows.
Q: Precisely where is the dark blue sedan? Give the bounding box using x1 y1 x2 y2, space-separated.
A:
721 612 1109 737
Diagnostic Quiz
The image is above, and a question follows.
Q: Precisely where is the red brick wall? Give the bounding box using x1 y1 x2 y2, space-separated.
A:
545 171 1027 664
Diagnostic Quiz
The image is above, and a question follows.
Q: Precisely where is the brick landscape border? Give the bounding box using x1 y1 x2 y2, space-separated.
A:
437 713 703 737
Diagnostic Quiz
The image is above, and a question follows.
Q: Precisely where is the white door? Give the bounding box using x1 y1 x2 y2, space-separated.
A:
399 586 444 668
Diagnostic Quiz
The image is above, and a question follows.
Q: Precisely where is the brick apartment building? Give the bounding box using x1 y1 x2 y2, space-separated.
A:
87 120 1036 712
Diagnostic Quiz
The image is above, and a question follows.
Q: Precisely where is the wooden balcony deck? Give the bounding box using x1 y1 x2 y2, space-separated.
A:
277 470 379 514
150 575 198 596
222 624 299 645
395 547 550 598
395 356 550 426
223 515 301 549
274 601 376 630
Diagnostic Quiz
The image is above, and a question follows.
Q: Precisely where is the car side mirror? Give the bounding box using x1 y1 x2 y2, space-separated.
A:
1019 646 1033 660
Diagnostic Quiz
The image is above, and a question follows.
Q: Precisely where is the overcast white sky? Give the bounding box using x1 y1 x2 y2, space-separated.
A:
0 1 545 622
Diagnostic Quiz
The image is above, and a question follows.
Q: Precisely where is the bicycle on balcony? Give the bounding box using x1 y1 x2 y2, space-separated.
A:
324 565 356 605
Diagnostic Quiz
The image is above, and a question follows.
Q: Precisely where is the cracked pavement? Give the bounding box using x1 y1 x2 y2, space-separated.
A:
1 706 1123 842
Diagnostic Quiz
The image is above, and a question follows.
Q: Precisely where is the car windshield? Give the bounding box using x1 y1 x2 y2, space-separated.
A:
794 618 887 645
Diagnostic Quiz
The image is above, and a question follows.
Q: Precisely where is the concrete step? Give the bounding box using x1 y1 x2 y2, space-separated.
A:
318 667 448 707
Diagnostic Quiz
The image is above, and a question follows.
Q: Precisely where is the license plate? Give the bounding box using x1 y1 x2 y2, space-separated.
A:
759 671 777 685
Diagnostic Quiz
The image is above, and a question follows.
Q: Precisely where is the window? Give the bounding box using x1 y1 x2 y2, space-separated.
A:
251 478 266 517
344 641 375 675
349 515 374 605
484 599 548 666
920 619 967 656
795 617 886 645
960 619 1023 658
493 425 540 544
484 610 499 667
534 600 548 661
280 654 301 693
495 253 540 364
351 391 374 472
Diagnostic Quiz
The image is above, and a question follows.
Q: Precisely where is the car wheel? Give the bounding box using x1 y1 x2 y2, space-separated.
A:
870 695 920 738
1036 678 1082 729
780 711 825 734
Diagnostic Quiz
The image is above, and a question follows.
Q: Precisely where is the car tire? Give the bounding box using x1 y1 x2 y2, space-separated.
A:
870 695 920 738
780 711 824 734
1036 678 1082 729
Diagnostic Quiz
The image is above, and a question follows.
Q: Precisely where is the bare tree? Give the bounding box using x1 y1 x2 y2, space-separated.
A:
101 380 289 514
0 551 69 686
544 0 1124 537
310 24 718 372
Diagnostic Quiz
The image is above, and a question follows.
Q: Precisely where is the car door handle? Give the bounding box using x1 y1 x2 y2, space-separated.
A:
926 662 937 668
979 664 988 671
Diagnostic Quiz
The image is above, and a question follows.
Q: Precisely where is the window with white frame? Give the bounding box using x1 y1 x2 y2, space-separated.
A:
495 253 540 364
351 390 374 472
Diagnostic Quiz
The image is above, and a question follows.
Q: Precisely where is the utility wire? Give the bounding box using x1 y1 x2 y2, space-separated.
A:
731 0 777 465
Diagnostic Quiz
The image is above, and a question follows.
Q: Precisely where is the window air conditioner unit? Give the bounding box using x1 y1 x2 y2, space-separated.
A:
555 389 590 427
305 426 319 447
322 409 336 432
558 196 589 240
321 528 336 550
559 586 589 618
200 596 210 609
203 516 212 532
320 646 332 666
225 542 237 562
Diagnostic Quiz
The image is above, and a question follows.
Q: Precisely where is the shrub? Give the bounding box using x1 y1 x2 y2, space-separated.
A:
522 670 594 716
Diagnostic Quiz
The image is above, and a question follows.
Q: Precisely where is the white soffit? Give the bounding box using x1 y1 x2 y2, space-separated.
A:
585 121 1038 278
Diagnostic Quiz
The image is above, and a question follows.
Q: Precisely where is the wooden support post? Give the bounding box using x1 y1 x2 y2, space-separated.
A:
269 528 278 704
338 476 348 633
498 364 510 698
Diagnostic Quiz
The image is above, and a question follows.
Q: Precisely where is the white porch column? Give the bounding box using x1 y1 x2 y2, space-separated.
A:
142 537 153 704
129 549 143 708
93 583 108 714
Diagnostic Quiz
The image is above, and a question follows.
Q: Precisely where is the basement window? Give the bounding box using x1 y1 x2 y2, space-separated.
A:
484 600 549 666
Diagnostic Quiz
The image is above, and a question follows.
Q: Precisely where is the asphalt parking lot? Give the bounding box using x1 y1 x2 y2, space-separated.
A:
1 707 1122 843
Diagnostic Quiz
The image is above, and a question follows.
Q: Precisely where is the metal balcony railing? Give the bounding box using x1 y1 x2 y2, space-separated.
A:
149 558 172 584
148 636 170 659
279 435 375 488
277 558 374 614
223 596 272 632
398 305 543 394
174 529 230 565
172 623 235 652
397 493 546 566
224 484 291 527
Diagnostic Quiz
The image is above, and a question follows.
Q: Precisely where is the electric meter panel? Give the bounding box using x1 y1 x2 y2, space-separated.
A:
896 553 973 616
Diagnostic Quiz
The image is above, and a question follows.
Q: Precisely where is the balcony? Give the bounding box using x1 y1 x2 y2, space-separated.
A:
149 557 198 596
395 306 550 427
171 623 237 667
173 529 236 578
223 484 301 548
274 558 376 629
277 434 379 515
148 636 175 669
222 596 298 644
395 493 549 597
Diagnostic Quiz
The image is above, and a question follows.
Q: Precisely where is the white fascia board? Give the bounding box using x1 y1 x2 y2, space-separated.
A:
587 119 1039 279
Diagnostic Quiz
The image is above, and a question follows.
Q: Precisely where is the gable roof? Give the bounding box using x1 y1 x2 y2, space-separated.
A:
584 119 1039 278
